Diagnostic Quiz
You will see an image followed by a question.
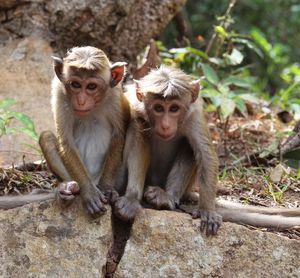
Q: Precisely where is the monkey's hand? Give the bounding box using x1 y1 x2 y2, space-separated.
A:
114 196 141 222
81 185 108 216
144 186 176 210
192 209 222 236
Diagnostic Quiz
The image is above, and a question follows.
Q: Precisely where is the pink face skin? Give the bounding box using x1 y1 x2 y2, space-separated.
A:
147 98 186 141
66 76 108 117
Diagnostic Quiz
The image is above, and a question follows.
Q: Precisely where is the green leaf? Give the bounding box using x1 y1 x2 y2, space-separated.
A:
0 98 16 109
223 76 252 88
204 104 217 112
214 25 228 38
234 98 247 113
232 38 264 58
220 98 236 118
201 64 219 85
201 88 221 98
208 57 225 66
237 94 259 104
186 47 208 59
225 48 244 65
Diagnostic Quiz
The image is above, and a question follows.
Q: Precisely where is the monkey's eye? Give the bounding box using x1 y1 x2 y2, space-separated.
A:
153 104 164 113
87 83 97 90
169 105 180 113
70 81 81 89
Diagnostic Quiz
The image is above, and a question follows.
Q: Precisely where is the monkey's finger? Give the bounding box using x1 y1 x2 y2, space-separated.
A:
59 193 76 201
212 222 220 235
200 219 207 232
95 188 108 204
94 198 107 214
68 182 80 195
100 193 108 204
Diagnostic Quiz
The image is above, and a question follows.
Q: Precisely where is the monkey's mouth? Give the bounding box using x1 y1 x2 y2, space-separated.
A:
74 109 92 116
157 133 175 141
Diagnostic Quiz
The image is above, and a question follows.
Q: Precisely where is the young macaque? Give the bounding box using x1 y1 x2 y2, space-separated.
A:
114 66 300 234
0 46 130 214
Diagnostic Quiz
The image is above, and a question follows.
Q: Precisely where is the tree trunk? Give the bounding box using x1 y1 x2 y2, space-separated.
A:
0 0 186 62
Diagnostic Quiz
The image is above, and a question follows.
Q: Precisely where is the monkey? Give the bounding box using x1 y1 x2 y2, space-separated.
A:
113 65 300 234
0 46 131 214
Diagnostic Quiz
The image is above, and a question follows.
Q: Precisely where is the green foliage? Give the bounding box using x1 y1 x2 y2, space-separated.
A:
158 9 260 120
0 98 38 141
161 0 300 113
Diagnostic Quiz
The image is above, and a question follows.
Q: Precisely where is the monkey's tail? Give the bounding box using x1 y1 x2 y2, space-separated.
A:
217 208 300 230
217 199 300 217
0 190 56 209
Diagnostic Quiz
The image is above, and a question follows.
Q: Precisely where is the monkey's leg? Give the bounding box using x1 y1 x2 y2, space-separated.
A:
39 130 72 181
39 131 79 203
144 143 195 210
114 122 150 222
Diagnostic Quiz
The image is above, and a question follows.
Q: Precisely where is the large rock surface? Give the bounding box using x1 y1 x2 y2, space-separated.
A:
0 0 186 61
0 200 112 278
0 37 54 166
0 203 299 277
116 209 300 278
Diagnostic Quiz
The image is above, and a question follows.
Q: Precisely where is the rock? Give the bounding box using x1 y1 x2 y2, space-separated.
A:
0 203 299 277
0 0 186 62
0 37 54 166
0 200 112 278
116 209 300 277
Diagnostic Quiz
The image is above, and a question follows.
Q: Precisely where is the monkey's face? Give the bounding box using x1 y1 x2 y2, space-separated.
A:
146 98 187 141
65 75 108 117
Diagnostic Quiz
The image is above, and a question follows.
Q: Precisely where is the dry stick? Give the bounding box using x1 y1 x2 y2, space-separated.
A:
205 0 237 55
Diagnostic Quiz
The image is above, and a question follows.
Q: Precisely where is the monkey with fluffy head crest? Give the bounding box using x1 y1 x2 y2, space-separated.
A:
114 65 300 235
0 46 130 215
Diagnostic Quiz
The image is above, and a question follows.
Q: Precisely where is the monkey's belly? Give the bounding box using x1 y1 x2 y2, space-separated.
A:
74 120 112 183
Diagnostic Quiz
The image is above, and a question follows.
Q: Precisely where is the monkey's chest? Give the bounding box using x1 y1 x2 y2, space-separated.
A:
73 120 112 182
147 137 182 185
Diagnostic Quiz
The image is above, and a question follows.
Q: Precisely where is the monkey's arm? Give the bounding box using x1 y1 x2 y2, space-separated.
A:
98 133 125 191
185 109 222 235
144 141 196 210
114 121 150 221
58 140 107 214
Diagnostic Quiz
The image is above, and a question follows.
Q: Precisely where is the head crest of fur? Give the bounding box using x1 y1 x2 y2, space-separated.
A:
136 65 195 97
64 46 110 70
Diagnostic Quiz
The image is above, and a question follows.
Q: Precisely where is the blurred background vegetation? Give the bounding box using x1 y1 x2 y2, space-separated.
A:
159 0 300 120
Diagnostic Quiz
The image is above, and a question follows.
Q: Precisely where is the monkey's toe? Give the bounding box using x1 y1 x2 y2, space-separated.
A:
144 186 175 210
193 209 222 236
114 196 141 222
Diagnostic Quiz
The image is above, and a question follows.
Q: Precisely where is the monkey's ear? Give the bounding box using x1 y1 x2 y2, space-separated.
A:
52 56 63 81
134 80 143 102
190 80 201 103
110 62 128 87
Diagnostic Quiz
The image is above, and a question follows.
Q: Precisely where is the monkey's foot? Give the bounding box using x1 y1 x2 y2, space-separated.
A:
82 185 108 216
58 181 80 200
144 186 176 210
114 196 141 222
103 189 119 205
192 209 222 236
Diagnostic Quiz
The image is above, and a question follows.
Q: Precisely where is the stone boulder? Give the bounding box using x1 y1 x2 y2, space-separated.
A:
0 203 299 277
116 209 300 277
0 200 112 277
